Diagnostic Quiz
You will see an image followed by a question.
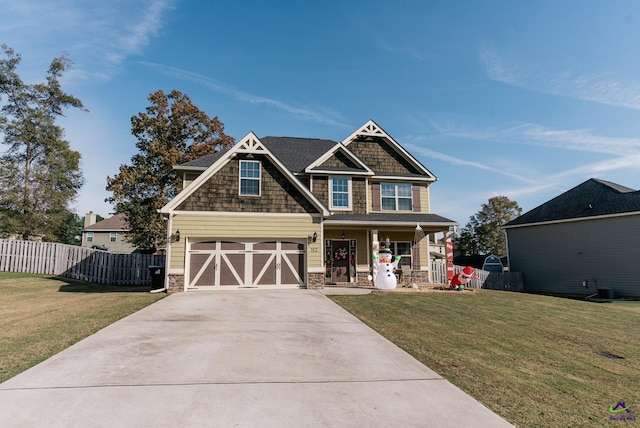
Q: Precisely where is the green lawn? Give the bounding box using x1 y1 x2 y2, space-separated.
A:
0 273 165 383
330 290 640 428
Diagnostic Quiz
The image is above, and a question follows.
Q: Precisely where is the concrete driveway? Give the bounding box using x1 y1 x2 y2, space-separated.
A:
0 289 512 427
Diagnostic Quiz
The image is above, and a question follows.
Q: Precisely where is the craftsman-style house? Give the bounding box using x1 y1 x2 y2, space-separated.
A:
160 120 457 291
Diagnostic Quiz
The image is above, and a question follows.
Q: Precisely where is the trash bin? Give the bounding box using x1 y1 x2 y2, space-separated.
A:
148 265 165 289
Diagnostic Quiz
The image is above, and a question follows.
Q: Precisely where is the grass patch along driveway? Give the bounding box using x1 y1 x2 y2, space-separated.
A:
0 273 166 383
330 290 640 428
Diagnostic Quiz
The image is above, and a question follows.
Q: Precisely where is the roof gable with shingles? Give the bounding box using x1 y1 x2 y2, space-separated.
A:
341 120 437 180
83 213 128 231
504 178 640 227
161 132 330 216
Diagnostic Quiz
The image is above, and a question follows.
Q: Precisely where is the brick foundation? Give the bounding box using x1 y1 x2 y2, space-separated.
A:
306 272 325 289
167 274 184 293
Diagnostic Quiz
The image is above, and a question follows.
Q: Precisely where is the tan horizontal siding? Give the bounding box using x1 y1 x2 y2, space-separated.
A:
168 213 321 270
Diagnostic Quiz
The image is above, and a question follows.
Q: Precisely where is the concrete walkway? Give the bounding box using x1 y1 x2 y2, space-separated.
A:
0 290 513 427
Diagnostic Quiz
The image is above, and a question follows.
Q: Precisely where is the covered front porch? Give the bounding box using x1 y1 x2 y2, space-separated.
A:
320 214 457 288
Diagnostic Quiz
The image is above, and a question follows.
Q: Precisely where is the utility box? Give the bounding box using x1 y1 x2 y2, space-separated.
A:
597 287 614 300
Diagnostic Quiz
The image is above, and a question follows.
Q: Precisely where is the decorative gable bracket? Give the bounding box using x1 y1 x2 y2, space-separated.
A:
354 120 385 137
234 132 266 154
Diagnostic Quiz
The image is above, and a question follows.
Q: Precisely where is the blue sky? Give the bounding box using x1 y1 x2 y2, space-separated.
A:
2 0 640 226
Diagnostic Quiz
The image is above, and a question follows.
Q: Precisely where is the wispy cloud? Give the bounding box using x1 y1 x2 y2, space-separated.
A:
479 47 640 110
140 62 352 129
404 117 640 207
377 40 427 61
410 118 640 156
0 0 175 80
405 144 535 183
494 153 640 201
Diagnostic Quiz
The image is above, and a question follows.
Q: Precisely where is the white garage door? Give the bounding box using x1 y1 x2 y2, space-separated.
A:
187 240 305 290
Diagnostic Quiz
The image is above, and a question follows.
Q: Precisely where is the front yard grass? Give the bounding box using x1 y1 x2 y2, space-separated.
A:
330 290 640 428
0 273 165 383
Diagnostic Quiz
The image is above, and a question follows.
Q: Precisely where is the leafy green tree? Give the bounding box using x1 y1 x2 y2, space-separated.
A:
455 196 522 256
0 44 85 240
55 211 83 245
106 89 234 251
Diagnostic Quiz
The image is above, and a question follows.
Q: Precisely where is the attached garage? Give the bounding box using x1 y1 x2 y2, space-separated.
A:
187 240 306 290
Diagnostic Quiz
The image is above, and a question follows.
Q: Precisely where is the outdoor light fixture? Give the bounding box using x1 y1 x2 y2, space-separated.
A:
307 231 317 244
170 229 180 243
341 231 346 240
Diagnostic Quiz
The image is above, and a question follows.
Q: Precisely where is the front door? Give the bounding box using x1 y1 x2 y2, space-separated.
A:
331 240 350 283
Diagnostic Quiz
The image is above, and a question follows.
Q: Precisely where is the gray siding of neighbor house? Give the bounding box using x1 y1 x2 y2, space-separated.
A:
506 215 640 298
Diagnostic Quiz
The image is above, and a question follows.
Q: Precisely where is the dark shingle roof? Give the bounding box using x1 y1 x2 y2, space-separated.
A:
174 137 339 173
177 150 227 169
260 136 339 173
504 178 640 227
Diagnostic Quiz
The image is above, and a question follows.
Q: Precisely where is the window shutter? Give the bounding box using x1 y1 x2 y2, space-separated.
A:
412 185 421 212
372 183 381 211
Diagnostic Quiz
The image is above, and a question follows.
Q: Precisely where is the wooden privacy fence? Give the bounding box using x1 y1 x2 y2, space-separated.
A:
430 261 523 292
0 239 165 286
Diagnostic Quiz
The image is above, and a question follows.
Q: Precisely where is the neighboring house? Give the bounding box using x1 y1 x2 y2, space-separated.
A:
82 213 136 254
160 120 457 292
429 234 447 262
503 178 640 298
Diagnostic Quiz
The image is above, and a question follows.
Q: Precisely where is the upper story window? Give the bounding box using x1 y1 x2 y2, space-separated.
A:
110 232 117 242
239 160 261 196
86 232 94 243
329 177 352 210
381 183 412 211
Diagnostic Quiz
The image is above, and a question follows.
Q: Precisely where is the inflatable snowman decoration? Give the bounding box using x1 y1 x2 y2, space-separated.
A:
372 247 401 290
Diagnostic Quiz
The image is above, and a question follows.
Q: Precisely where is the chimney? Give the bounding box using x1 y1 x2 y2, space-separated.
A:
84 211 97 228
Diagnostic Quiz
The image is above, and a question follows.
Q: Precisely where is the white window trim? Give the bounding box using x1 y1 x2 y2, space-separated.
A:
390 241 412 267
381 183 412 211
86 232 94 243
329 176 352 211
239 160 261 196
110 232 117 242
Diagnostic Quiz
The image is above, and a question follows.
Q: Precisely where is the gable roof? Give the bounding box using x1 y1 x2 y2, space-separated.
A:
83 213 128 232
304 142 374 176
504 178 640 228
341 120 437 181
160 132 330 216
173 120 437 183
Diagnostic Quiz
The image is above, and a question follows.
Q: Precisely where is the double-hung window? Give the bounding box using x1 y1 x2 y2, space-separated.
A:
110 232 117 242
239 160 261 196
86 232 94 243
329 177 352 210
381 183 412 211
389 242 412 267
